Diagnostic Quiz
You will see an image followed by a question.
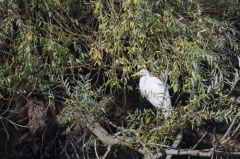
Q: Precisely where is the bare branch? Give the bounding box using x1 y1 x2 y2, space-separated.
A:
155 149 240 158
86 117 135 146
166 129 183 159
94 139 100 159
102 146 111 159
233 123 240 138
86 117 240 159
220 113 239 143
85 117 156 159
192 131 208 149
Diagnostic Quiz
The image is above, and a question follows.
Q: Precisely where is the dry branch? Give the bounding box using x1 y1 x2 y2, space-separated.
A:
86 117 240 159
220 113 239 144
155 149 240 157
86 117 156 159
166 129 183 159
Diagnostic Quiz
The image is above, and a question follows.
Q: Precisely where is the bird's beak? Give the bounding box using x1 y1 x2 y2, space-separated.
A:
132 72 140 77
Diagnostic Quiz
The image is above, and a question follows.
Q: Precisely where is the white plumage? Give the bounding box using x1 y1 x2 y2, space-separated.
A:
136 69 172 117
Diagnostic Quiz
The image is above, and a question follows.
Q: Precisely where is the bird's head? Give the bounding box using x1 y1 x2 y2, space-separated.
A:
132 69 150 77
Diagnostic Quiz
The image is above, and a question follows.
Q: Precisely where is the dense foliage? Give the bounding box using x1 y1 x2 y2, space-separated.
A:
0 0 240 158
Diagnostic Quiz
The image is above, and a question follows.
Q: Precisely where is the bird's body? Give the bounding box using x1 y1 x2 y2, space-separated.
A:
137 69 172 117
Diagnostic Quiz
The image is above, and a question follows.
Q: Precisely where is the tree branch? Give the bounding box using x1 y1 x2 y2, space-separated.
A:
166 129 183 159
85 117 240 159
155 149 240 158
85 117 155 159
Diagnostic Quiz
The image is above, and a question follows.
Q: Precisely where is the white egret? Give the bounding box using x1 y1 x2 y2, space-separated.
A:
133 69 172 117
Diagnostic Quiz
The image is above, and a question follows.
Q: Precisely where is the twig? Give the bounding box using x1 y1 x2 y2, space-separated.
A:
69 136 80 159
1 120 9 140
102 145 111 159
220 113 240 145
232 123 240 138
192 131 208 149
220 113 239 144
166 129 183 159
0 117 28 128
94 139 100 159
94 140 111 159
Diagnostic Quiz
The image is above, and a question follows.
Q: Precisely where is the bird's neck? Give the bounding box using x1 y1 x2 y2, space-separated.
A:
144 75 150 78
143 73 150 77
140 76 148 84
